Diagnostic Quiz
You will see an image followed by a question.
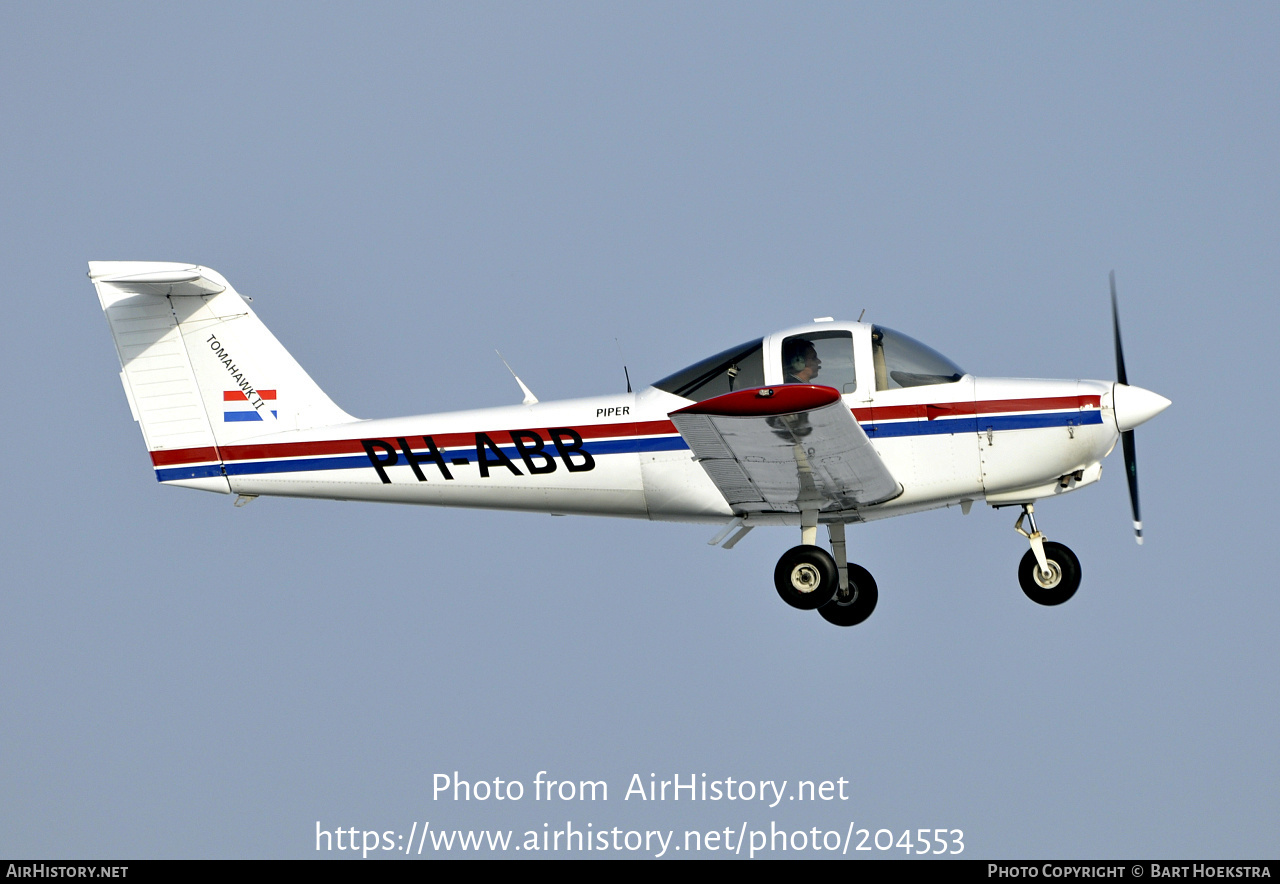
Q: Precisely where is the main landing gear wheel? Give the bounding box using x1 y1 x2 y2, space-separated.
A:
819 563 878 627
1018 541 1082 606
774 545 839 610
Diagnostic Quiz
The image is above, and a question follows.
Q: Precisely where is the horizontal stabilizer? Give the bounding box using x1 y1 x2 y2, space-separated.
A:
89 262 227 299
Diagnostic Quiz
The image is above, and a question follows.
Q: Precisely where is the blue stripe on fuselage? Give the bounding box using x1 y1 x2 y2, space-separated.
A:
866 409 1102 438
155 409 1103 481
155 463 226 481
155 434 690 481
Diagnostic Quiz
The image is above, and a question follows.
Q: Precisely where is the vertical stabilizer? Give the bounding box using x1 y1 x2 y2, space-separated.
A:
91 262 356 490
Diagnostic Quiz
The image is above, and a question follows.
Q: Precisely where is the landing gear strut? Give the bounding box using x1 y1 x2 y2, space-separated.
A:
1014 504 1082 605
771 518 879 625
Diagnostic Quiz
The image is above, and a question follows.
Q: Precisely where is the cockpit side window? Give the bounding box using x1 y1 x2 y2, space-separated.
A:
781 331 856 392
871 325 965 390
653 339 766 401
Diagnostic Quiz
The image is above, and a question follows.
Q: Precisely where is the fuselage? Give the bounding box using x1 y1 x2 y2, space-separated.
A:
155 321 1125 526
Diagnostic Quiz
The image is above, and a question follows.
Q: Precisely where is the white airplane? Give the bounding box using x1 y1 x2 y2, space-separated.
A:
91 262 1170 627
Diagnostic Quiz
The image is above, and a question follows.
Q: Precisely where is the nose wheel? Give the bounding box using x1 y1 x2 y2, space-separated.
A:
1018 542 1081 605
1014 504 1082 605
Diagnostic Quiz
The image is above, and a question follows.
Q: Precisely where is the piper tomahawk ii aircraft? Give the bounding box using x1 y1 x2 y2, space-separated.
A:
92 262 1170 626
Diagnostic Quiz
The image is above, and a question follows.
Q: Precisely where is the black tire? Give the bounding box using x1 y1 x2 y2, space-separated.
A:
819 563 879 626
1018 541 1082 606
774 545 839 610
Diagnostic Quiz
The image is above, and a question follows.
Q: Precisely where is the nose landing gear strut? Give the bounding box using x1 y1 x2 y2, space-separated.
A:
1014 504 1082 606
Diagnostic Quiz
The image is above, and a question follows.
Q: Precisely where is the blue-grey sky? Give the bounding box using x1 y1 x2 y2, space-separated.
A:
2 3 1276 859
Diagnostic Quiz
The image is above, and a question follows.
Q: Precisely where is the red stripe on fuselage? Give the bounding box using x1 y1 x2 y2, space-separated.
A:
148 420 681 467
149 446 221 466
850 395 1100 422
147 395 1102 468
223 390 277 400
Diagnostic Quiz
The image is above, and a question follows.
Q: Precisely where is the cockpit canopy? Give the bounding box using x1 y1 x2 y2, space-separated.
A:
653 324 964 402
871 325 964 390
653 338 766 401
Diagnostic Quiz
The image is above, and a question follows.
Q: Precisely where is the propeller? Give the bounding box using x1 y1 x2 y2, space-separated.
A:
1109 271 1170 544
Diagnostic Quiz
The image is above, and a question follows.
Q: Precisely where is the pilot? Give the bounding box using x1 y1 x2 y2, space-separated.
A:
783 338 822 383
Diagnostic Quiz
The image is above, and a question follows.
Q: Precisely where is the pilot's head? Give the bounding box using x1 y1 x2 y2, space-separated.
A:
783 338 821 382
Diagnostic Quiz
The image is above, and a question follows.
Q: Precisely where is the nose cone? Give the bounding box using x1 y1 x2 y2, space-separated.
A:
1112 383 1171 432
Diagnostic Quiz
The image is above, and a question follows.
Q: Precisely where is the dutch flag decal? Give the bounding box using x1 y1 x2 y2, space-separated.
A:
224 389 277 421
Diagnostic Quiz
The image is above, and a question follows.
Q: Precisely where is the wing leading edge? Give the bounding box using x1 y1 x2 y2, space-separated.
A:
669 385 901 516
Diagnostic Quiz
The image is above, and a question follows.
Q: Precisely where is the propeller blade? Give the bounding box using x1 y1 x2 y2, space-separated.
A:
1111 272 1142 543
1122 429 1141 544
1111 270 1128 386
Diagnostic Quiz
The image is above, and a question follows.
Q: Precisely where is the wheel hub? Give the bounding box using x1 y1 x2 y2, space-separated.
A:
1033 561 1062 589
790 564 821 593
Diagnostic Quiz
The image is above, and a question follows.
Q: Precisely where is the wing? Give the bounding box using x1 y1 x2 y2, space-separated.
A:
669 385 901 515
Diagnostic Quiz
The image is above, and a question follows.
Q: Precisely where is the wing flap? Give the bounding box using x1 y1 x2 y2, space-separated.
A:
670 385 901 514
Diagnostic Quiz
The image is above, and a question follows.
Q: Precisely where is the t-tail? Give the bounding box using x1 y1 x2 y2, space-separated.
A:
91 262 356 492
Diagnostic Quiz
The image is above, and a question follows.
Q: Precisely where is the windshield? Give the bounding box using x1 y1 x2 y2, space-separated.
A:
653 339 766 401
871 326 964 390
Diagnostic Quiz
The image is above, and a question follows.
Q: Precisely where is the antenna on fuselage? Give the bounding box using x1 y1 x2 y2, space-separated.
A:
858 309 866 322
494 350 538 405
615 338 632 394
